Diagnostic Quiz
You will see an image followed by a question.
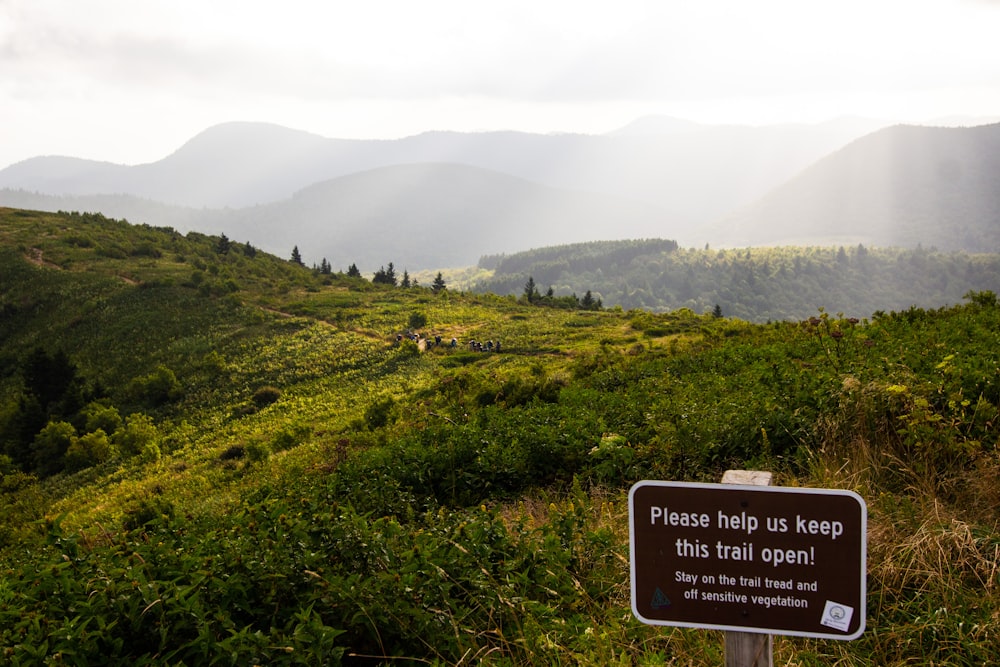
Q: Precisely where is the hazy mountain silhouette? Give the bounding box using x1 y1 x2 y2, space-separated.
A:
0 164 669 270
3 119 998 270
0 156 131 195
709 123 1000 251
0 117 889 231
196 163 674 270
0 124 375 208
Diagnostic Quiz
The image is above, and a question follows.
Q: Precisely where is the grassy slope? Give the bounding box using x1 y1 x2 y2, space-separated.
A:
1 207 999 665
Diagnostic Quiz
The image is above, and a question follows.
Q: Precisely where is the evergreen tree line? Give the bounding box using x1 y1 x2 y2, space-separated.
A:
476 243 1000 321
290 249 448 293
521 276 603 311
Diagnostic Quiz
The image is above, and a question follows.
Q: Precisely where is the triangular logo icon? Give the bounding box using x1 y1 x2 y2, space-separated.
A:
651 587 671 609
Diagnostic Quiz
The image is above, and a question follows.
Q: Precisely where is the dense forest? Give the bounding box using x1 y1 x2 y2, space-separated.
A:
473 239 1000 321
2 207 999 665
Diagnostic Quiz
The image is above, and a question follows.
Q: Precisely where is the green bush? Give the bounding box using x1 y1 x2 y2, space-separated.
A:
64 429 116 471
113 412 159 461
80 401 122 434
30 420 75 476
408 311 428 329
129 365 183 406
271 424 311 452
245 440 271 463
252 385 282 408
364 396 396 430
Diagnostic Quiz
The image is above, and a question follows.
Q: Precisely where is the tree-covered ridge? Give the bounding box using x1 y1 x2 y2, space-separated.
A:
473 239 1000 321
2 208 1000 664
478 238 680 273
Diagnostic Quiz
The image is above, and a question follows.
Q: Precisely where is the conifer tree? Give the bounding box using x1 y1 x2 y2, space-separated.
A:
431 272 446 293
523 276 540 303
372 263 398 286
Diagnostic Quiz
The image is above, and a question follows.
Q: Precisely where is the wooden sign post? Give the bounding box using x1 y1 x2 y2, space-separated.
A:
721 470 773 667
628 472 866 666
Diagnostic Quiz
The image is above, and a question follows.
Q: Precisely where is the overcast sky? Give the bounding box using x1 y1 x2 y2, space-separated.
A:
2 0 999 168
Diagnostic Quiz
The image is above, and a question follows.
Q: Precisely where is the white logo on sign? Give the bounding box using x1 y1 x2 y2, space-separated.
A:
820 600 854 632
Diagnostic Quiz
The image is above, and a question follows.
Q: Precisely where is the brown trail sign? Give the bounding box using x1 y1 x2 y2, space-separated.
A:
629 480 866 640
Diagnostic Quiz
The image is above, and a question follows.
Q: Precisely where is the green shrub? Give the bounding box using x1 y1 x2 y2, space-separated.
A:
64 429 116 471
129 365 183 406
365 397 396 430
271 424 311 452
121 495 175 531
245 440 271 463
252 385 282 408
408 311 428 329
131 241 162 258
219 444 245 461
30 420 75 476
113 412 159 460
80 401 122 434
231 402 258 418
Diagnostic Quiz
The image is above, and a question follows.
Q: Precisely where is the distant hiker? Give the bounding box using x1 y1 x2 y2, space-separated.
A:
450 338 457 348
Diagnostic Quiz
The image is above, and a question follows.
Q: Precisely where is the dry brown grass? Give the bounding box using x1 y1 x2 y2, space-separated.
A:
803 406 1000 666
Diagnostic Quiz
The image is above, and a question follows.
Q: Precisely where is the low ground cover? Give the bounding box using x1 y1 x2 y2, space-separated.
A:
1 209 998 664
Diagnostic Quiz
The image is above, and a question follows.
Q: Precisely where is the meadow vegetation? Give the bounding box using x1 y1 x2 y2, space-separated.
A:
1 207 999 664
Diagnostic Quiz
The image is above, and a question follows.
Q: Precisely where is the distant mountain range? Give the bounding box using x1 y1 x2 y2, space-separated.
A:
0 164 669 271
211 163 670 271
2 117 998 270
709 123 1000 251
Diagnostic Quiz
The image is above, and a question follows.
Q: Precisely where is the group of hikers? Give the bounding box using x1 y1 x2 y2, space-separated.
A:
467 339 501 353
395 331 502 353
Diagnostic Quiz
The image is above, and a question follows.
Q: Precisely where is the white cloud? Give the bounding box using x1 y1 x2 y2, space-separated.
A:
1 0 999 166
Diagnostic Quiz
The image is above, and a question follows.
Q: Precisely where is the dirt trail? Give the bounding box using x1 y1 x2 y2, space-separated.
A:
25 247 61 269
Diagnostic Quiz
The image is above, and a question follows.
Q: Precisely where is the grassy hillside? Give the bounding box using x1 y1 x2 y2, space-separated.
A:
2 208 999 664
